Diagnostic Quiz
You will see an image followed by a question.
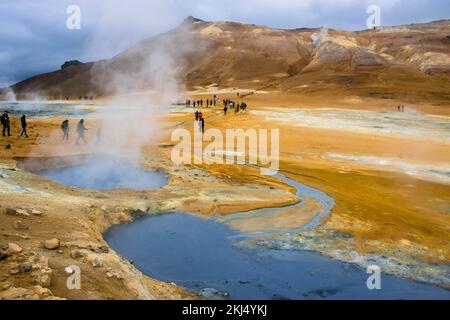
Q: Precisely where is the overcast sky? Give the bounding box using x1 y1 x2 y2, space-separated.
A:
0 0 448 87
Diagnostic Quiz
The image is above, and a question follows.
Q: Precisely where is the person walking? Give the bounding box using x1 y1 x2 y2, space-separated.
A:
61 119 69 141
20 114 29 138
1 111 11 137
75 119 88 145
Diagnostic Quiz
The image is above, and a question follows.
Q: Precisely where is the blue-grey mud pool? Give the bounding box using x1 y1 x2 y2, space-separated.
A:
104 173 450 300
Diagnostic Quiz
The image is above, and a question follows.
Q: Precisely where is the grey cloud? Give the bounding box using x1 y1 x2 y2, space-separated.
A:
0 0 448 87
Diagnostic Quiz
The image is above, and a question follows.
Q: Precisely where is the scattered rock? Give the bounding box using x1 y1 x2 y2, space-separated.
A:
31 286 53 298
105 267 122 279
19 262 32 273
30 209 42 216
0 286 39 300
31 268 52 288
70 248 90 259
7 243 22 255
13 220 28 230
198 288 230 300
0 248 9 261
5 208 29 217
93 245 109 254
16 209 30 217
43 238 60 250
86 253 103 268
9 267 20 275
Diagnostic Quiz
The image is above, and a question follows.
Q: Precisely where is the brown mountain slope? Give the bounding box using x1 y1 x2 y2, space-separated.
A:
2 17 450 107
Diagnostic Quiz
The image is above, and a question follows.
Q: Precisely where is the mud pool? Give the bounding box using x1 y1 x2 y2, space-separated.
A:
38 157 167 190
104 171 449 300
104 212 450 300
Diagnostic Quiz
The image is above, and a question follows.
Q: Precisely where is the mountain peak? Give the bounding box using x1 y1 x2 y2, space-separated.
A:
184 16 204 24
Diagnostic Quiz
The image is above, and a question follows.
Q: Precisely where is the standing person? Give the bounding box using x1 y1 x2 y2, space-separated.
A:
224 106 228 115
61 120 69 141
75 119 88 145
198 111 203 121
200 117 205 133
195 110 199 121
20 114 29 138
1 111 11 137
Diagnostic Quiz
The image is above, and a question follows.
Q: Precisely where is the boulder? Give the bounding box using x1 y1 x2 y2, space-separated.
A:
43 239 60 250
31 209 42 216
19 262 32 273
13 220 28 230
7 243 22 255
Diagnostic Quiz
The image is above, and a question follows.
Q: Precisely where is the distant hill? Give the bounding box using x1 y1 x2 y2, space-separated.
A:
2 17 450 105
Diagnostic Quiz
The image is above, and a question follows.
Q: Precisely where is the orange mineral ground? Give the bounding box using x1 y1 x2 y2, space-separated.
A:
0 17 449 299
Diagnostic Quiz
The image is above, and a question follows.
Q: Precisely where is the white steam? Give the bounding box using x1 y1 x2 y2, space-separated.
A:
311 27 328 48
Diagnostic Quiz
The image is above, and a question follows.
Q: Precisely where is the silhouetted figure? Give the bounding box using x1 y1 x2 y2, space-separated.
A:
20 115 29 138
61 120 69 141
199 117 205 133
1 111 11 137
195 110 199 121
75 119 88 145
224 106 228 115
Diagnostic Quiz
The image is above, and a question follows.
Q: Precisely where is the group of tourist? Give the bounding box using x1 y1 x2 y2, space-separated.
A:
222 99 247 115
0 111 99 146
60 119 101 145
1 111 29 138
185 95 217 108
